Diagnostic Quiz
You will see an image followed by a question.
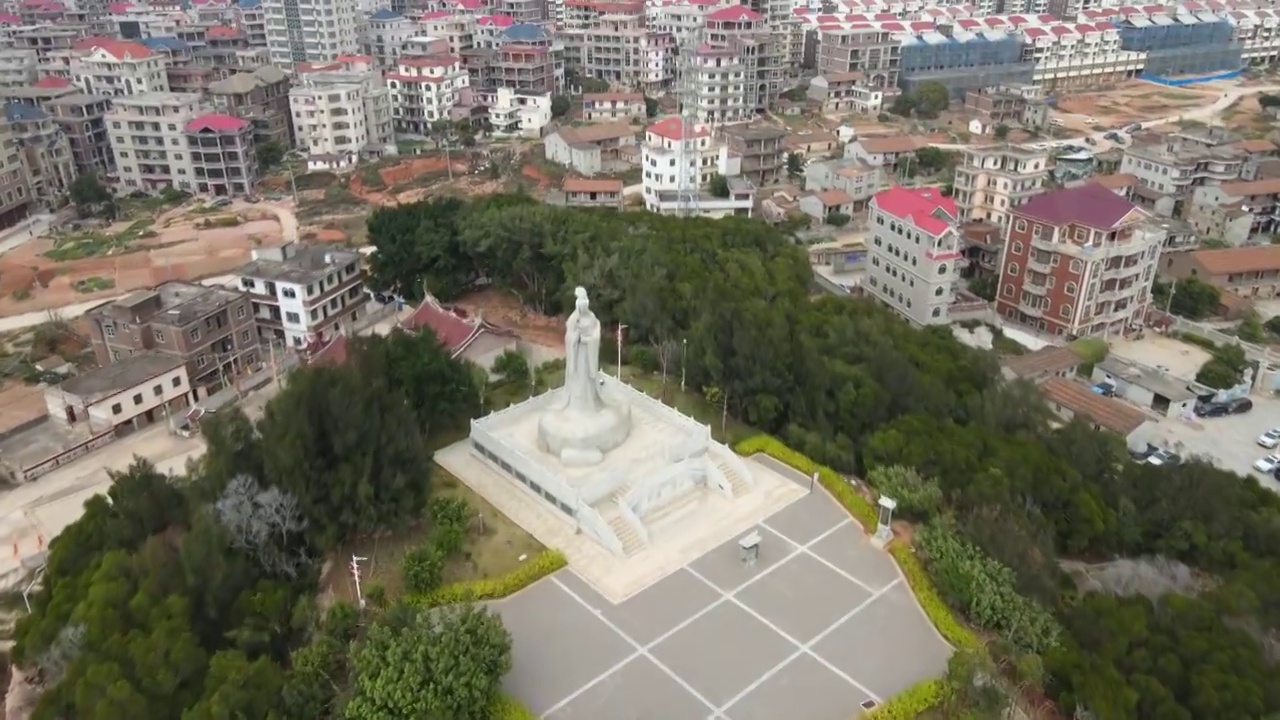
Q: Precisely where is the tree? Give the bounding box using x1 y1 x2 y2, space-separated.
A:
890 93 915 117
1167 277 1221 319
213 474 312 578
1239 310 1266 343
491 349 531 388
550 95 570 118
644 96 659 118
865 465 942 519
345 604 512 720
256 141 286 170
994 123 1010 140
70 172 116 218
786 152 803 176
1195 343 1249 389
826 212 850 227
708 173 730 198
913 81 951 118
970 274 997 301
914 147 958 175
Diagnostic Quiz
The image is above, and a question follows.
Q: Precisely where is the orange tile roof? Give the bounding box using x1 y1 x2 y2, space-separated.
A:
813 189 852 206
1002 345 1083 378
563 177 623 193
1191 245 1280 276
857 136 925 154
1091 172 1138 190
1040 377 1148 436
1218 178 1280 197
1232 138 1277 154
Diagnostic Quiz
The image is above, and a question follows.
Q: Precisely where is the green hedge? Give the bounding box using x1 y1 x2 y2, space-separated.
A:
405 550 567 608
733 435 877 531
489 694 538 719
734 435 980 719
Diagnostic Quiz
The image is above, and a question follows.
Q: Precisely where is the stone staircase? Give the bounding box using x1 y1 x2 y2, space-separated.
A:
715 458 752 498
607 513 646 557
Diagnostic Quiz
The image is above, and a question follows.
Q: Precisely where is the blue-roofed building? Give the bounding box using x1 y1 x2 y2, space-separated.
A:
501 23 551 43
369 8 400 20
237 0 260 6
1 100 74 210
899 30 1033 100
366 6 415 67
3 101 47 123
141 37 191 53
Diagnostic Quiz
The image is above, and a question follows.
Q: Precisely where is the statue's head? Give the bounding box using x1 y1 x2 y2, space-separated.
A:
574 286 589 310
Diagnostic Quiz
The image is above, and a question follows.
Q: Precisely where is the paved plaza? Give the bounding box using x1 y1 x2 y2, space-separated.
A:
493 486 953 719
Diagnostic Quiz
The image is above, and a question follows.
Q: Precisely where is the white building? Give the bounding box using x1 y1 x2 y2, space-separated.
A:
45 352 193 434
488 87 552 138
289 61 394 161
690 44 750 125
106 92 204 194
66 38 171 97
866 186 962 326
387 54 468 134
1018 22 1145 89
238 243 369 348
363 9 420 68
0 48 38 88
641 115 754 218
264 0 361 68
952 143 1051 228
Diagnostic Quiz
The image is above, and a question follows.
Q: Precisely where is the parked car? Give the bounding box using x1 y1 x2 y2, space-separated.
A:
1084 137 1097 146
1259 428 1280 448
208 197 233 209
1196 398 1254 417
1124 123 1142 133
1129 443 1158 462
1103 131 1123 142
1255 453 1280 473
1147 449 1182 466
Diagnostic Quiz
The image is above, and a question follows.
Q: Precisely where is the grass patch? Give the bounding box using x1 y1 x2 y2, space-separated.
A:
72 276 115 294
360 166 387 190
11 288 30 301
324 466 543 604
615 366 758 444
197 215 243 229
44 219 154 261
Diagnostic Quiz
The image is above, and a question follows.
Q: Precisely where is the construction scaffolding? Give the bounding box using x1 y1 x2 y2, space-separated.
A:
1121 16 1243 79
898 32 1033 99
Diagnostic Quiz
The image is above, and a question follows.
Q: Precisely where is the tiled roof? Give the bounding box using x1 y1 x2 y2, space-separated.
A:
872 186 956 236
141 36 190 52
584 92 643 103
556 122 634 145
1041 377 1149 436
3 102 47 122
1002 345 1084 379
477 13 514 26
1191 246 1280 276
399 55 460 68
813 189 853 206
75 37 153 60
369 8 401 19
706 5 762 20
563 177 623 193
1091 172 1139 189
1014 183 1139 230
1218 178 1280 196
32 76 72 89
185 113 248 133
857 136 925 154
308 334 349 367
647 116 708 141
403 295 483 353
1233 139 1278 154
206 25 240 38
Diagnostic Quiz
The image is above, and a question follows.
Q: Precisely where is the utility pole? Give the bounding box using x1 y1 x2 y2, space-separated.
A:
616 323 627 379
681 338 687 393
350 555 368 610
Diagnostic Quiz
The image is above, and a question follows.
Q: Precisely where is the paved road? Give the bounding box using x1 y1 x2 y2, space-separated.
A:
0 215 54 256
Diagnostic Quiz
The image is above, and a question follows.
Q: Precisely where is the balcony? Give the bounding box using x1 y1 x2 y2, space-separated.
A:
1018 301 1044 318
1026 258 1053 275
1022 282 1048 296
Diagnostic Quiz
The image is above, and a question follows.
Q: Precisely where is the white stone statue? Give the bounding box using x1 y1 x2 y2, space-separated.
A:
537 286 631 467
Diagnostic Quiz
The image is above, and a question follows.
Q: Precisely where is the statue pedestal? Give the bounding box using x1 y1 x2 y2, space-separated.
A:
537 402 632 467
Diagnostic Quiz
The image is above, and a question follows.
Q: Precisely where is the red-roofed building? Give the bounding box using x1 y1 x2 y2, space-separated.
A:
402 293 519 368
388 54 468 135
183 112 258 196
706 5 761 21
702 1 783 116
997 184 1163 337
867 186 963 325
32 75 72 89
72 37 168 97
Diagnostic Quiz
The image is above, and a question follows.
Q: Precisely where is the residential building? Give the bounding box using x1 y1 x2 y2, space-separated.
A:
492 27 560 94
0 119 31 230
722 124 786 187
995 183 1164 338
844 135 926 171
641 116 755 218
784 130 838 159
689 43 750 125
44 92 114 177
803 158 885 212
2 102 74 209
952 143 1050 228
865 185 962 326
1039 376 1152 445
543 122 635 176
1020 22 1145 90
289 64 393 160
475 15 516 50
421 12 477 57
1188 177 1280 245
561 177 624 209
488 86 551 137
806 72 884 115
238 0 270 47
816 26 900 92
237 243 368 348
1162 245 1280 300
579 12 673 94
899 28 1034 100
11 27 85 64
68 37 171 97
964 85 1047 128
581 92 645 122
492 0 544 24
1000 344 1083 384
387 54 469 134
1092 355 1197 419
106 92 204 193
799 189 854 224
363 9 419 68
1119 130 1245 199
45 352 194 432
185 113 258 196
84 281 259 389
264 0 361 68
206 66 292 148
0 48 38 88
702 5 783 115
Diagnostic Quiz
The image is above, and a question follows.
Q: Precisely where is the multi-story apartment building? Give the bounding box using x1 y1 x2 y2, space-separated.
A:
387 54 468 133
487 86 552 137
3 102 74 209
899 28 1034 100
996 183 1163 338
816 26 901 92
804 158 885 212
646 0 722 45
0 119 31 231
865 186 962 326
363 9 419 68
807 72 885 114
703 5 782 115
206 65 292 148
492 0 544 24
569 9 673 94
1188 178 1280 246
237 0 270 47
12 27 85 64
84 281 260 389
107 92 205 193
185 113 259 196
0 49 38 88
641 115 755 218
421 11 477 56
48 38 171 97
492 23 561 93
722 124 786 186
963 85 1047 127
237 243 368 348
475 14 516 50
1120 129 1244 199
1019 22 1145 89
690 43 749 125
45 91 114 177
582 92 645 122
264 0 361 68
289 63 393 160
952 143 1050 228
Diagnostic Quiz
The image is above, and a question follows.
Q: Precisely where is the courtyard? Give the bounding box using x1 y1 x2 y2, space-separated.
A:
1151 391 1280 494
492 488 952 719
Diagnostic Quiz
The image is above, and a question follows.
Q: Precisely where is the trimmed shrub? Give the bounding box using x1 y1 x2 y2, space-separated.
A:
406 550 567 607
489 694 538 720
402 544 445 593
430 496 471 556
889 543 979 652
734 434 877 531
866 678 946 720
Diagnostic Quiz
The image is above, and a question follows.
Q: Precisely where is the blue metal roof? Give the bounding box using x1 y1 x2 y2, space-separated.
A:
502 23 549 42
237 0 261 8
4 102 47 122
142 37 190 52
369 8 400 20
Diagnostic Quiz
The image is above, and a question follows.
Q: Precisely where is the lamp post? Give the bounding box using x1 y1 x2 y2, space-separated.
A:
350 554 368 610
616 323 627 379
681 338 687 393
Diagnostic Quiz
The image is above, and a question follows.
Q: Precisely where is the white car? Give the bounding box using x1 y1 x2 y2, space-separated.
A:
1259 428 1280 448
1254 454 1280 473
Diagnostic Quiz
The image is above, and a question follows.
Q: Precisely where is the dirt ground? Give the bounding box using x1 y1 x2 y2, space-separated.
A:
0 382 46 435
0 204 285 316
1055 81 1226 129
453 288 565 349
348 155 471 205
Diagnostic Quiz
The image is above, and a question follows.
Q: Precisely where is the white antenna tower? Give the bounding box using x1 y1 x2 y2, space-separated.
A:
675 23 703 217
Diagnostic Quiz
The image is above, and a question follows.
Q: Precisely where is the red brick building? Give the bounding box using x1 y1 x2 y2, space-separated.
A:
996 183 1164 338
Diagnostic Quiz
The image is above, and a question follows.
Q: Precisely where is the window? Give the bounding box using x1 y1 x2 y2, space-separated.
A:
1069 259 1083 273
1012 242 1023 255
196 355 208 368
1007 263 1019 276
932 307 941 318
282 287 297 299
153 384 162 397
154 329 165 342
934 286 944 297
241 330 251 342
172 376 182 388
1060 304 1072 319
111 403 122 415
132 393 143 405
236 305 247 319
104 323 116 337
1074 227 1086 241
938 264 948 276
1003 284 1014 297
285 311 301 323
189 328 200 342
1065 282 1078 296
